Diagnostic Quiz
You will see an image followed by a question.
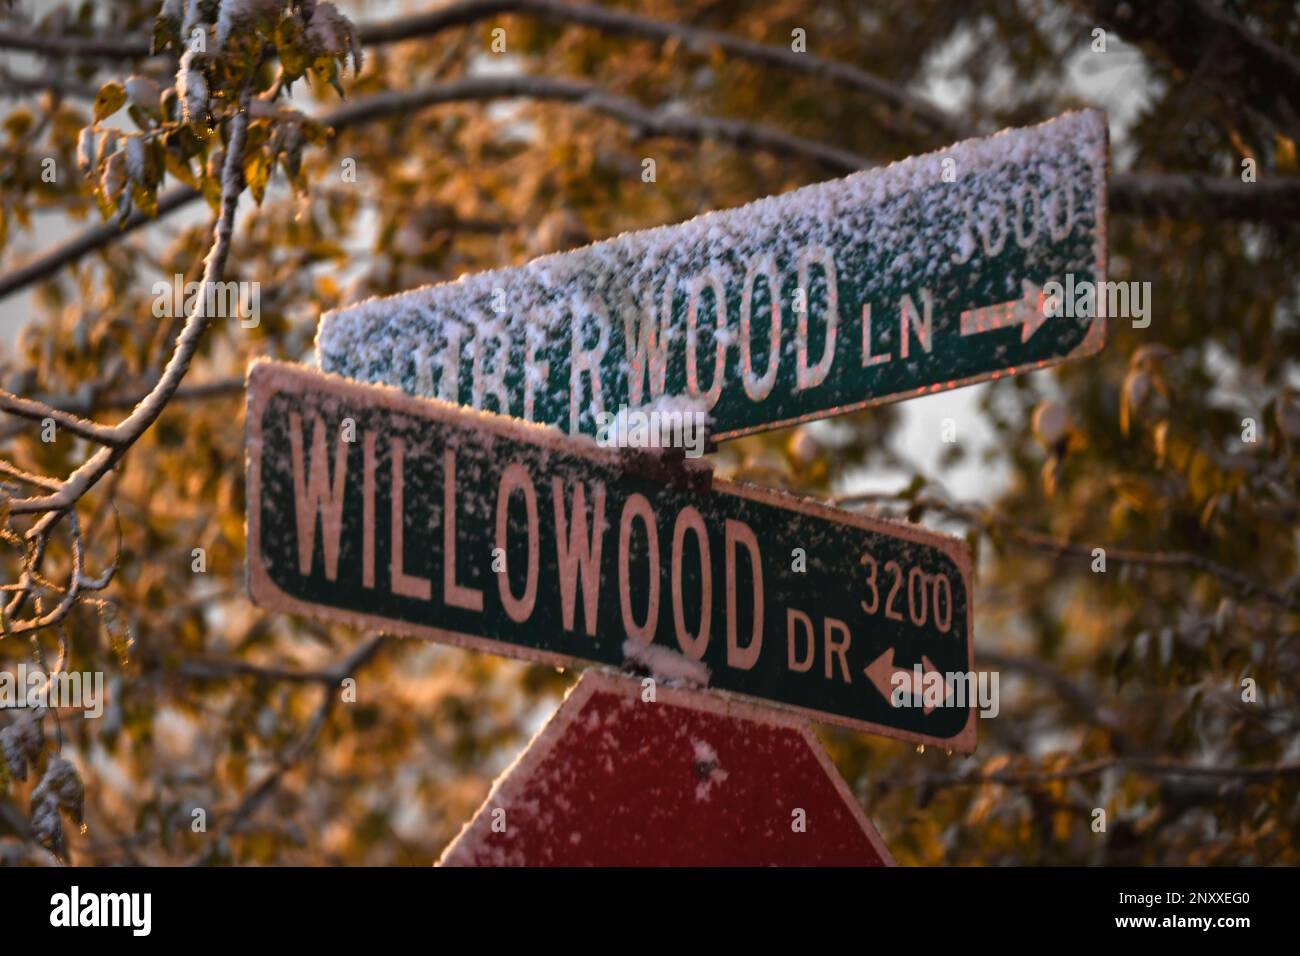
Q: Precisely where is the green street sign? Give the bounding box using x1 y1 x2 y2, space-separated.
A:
246 361 977 751
317 110 1107 441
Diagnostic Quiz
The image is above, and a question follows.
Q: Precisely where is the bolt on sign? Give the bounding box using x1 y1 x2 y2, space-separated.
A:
246 361 976 751
439 671 895 867
316 110 1107 441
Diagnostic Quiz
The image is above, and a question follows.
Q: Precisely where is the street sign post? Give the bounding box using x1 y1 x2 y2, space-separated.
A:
317 110 1107 441
246 360 976 751
439 670 895 866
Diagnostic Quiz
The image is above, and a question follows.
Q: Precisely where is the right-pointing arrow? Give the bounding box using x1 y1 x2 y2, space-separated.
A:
959 280 1049 343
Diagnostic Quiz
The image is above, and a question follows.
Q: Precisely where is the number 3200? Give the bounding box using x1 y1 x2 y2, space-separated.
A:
859 552 953 633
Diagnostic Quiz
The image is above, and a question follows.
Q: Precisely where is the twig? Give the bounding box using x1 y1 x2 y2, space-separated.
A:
978 649 1133 754
193 634 386 864
0 62 99 100
0 27 149 58
1072 0 1300 140
0 392 123 446
0 0 969 140
0 460 60 491
0 377 243 442
887 756 1300 794
836 492 1300 614
177 656 359 685
324 73 871 170
361 0 970 139
1111 171 1300 224
0 186 199 303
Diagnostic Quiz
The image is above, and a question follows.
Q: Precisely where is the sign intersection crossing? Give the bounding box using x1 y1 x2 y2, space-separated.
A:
247 110 1110 861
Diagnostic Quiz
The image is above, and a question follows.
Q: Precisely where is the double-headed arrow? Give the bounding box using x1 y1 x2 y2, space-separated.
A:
864 648 952 715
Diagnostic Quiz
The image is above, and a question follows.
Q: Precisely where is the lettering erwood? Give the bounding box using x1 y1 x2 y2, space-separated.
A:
246 362 976 750
318 110 1107 442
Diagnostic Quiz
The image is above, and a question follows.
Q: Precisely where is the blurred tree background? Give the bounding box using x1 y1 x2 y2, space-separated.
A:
0 0 1297 865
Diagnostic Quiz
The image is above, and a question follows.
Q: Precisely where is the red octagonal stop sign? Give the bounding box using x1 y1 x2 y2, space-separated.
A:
439 671 894 866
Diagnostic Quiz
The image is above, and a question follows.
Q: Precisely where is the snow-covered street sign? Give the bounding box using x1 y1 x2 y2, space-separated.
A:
317 110 1107 441
246 361 976 751
438 671 895 866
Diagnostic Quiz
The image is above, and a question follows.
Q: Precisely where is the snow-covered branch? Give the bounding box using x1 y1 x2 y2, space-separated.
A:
0 392 123 446
6 85 254 530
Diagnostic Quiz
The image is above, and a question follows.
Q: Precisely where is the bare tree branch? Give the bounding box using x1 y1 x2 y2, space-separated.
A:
1003 516 1300 614
178 656 358 685
0 508 119 636
0 27 150 59
324 73 871 170
978 649 1133 753
1111 171 1300 223
194 634 387 864
360 0 971 140
0 186 200 302
0 63 99 100
836 492 1300 614
1073 0 1300 139
0 0 969 140
886 756 1300 794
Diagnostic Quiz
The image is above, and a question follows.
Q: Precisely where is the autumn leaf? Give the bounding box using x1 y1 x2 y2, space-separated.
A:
93 81 127 122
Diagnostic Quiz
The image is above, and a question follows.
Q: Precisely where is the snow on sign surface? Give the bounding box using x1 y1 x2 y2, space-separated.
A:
245 361 975 752
438 671 895 866
317 110 1107 441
